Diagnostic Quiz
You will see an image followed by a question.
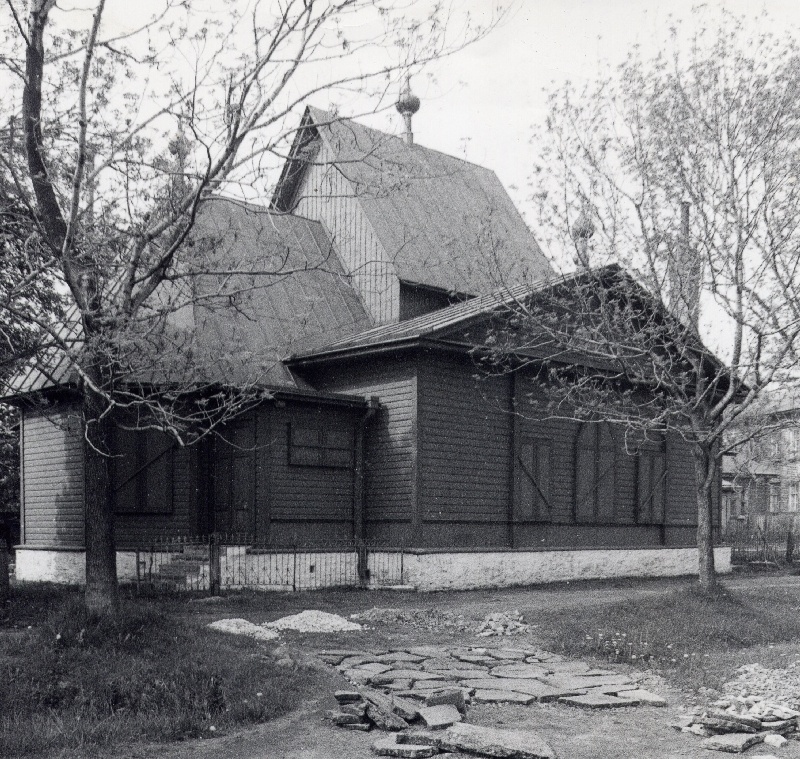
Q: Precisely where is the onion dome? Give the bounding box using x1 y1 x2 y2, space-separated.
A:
396 79 421 116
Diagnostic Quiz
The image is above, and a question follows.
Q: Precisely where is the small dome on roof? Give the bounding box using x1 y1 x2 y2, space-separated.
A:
396 79 421 116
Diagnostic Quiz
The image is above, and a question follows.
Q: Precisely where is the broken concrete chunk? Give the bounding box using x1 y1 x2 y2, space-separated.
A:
372 735 439 758
707 710 763 730
439 722 557 759
361 687 411 731
418 704 463 729
700 732 765 753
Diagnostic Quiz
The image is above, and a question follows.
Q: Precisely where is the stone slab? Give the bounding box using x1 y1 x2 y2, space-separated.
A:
391 695 420 721
487 649 527 660
422 658 461 671
341 703 368 718
396 729 443 747
407 646 448 657
700 732 765 753
354 662 395 674
324 710 364 725
491 664 553 679
440 722 556 759
540 674 633 690
372 736 438 758
460 678 584 702
616 688 666 706
370 670 445 685
428 667 491 680
376 652 428 664
406 679 460 691
340 655 377 669
418 704 463 729
473 689 536 704
341 722 372 731
334 690 363 704
559 693 635 709
425 688 467 714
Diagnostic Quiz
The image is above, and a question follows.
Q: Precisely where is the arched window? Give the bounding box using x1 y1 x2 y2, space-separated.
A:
575 422 616 522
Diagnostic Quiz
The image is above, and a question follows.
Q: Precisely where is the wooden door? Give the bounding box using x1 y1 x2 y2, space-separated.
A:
213 416 256 536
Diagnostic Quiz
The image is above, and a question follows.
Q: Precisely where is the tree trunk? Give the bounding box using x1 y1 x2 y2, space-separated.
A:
693 443 717 591
82 363 119 615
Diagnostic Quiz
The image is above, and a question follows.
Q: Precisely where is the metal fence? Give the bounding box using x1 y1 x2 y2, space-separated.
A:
724 515 798 565
131 534 406 593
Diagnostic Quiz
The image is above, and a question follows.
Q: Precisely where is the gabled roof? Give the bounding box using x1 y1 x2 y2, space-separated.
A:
5 198 372 398
272 107 553 297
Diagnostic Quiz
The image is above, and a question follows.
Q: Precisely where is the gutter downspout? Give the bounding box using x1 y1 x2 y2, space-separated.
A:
355 397 379 586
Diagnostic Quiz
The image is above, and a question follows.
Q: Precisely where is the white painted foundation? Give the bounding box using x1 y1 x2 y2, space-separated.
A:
400 546 732 592
14 545 732 590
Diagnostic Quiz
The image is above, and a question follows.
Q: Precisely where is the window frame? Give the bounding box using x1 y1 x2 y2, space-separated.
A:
288 422 354 469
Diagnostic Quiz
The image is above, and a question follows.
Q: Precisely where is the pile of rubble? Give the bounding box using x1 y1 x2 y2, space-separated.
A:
673 703 799 753
350 607 470 632
475 611 530 637
325 685 555 758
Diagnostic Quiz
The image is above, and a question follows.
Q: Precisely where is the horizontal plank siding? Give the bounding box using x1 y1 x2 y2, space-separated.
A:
309 359 416 525
269 403 357 523
666 431 700 525
417 353 512 528
22 405 85 547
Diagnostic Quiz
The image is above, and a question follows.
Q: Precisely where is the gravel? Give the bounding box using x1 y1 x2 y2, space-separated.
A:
207 618 280 641
265 610 363 633
718 661 800 711
350 607 470 630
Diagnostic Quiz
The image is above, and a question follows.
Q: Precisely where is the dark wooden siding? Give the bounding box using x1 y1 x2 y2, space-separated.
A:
306 357 416 543
22 405 85 547
269 403 357 531
665 431 700 525
417 352 512 545
115 445 198 546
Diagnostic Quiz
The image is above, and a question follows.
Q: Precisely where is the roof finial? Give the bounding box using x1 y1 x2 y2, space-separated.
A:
396 75 420 146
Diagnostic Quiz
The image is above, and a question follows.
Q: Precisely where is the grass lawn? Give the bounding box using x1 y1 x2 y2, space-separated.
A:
0 584 325 758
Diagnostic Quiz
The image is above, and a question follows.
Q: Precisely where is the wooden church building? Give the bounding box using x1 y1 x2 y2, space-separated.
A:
8 96 731 589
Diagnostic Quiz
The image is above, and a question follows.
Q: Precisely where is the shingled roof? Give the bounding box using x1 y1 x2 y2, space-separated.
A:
272 107 553 297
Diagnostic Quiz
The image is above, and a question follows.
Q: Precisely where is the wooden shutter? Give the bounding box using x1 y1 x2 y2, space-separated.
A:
597 425 616 522
516 439 551 520
637 446 666 524
575 425 596 522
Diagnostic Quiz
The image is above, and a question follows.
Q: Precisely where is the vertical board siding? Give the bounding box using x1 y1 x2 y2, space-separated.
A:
295 141 398 324
417 354 512 523
311 360 416 523
22 405 85 547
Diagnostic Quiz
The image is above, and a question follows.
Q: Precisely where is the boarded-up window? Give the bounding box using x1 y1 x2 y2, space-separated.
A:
516 438 552 520
113 428 174 514
289 423 353 468
575 422 616 522
637 440 666 524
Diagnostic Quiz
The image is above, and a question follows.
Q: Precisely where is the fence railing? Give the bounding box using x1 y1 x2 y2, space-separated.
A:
130 534 405 593
723 515 798 565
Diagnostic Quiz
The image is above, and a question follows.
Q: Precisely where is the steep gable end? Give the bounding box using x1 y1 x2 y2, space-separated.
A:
272 107 553 325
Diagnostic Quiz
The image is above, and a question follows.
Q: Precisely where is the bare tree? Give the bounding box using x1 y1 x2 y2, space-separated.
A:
0 0 503 613
481 11 800 590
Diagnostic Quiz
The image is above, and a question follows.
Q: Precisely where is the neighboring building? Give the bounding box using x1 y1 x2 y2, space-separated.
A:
4 103 731 589
724 391 800 525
